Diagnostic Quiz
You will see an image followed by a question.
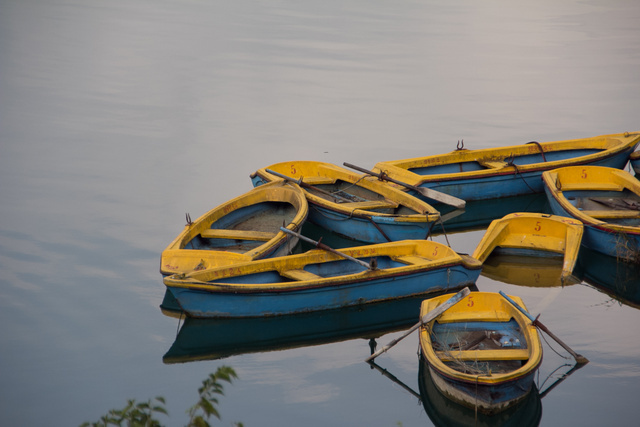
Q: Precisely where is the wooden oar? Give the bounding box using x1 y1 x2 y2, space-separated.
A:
265 169 353 203
279 227 376 270
499 291 589 365
365 287 470 362
343 162 466 209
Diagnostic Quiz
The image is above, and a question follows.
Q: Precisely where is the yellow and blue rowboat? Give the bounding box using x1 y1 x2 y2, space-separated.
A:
374 132 640 203
472 212 583 282
542 165 640 262
160 180 308 276
164 240 482 318
419 292 543 414
250 161 441 243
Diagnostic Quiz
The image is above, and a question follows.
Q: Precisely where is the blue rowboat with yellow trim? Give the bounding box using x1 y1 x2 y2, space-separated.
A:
160 180 308 276
373 132 640 203
542 166 640 262
419 292 543 414
471 212 583 282
164 239 482 318
250 161 440 243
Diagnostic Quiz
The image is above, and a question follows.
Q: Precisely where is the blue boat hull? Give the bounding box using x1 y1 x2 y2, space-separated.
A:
308 204 433 243
169 264 481 318
415 148 635 202
544 186 640 260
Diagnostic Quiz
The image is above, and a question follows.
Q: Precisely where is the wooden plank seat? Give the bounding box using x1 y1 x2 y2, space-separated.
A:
436 348 530 362
394 255 429 265
478 159 509 169
581 209 640 219
280 269 323 281
558 182 624 192
339 200 400 210
200 229 277 241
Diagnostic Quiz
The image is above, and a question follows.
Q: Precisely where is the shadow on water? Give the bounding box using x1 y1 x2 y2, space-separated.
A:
161 289 478 364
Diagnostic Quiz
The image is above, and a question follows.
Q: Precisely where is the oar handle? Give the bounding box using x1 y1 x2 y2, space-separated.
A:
499 291 588 365
279 227 375 270
343 162 416 189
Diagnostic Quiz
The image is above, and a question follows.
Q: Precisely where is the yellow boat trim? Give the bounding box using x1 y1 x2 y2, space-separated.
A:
436 349 530 362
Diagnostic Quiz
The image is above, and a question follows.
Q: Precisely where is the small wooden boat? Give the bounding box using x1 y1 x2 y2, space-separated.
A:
250 161 441 243
419 292 543 414
160 180 308 276
373 132 640 203
472 213 583 281
630 150 640 175
164 239 482 318
541 166 640 262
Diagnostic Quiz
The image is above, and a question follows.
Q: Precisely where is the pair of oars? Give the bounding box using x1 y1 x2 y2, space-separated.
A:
366 289 588 365
265 164 466 209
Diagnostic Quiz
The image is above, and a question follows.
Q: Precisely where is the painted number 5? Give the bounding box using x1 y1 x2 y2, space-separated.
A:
467 295 474 307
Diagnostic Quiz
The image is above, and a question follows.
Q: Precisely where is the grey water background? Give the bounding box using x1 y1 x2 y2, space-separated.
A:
1 0 640 425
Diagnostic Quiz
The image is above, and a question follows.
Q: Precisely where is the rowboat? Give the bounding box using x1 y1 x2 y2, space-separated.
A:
373 132 640 203
164 239 482 318
250 161 441 243
541 166 640 262
471 213 583 282
419 292 543 414
160 180 308 276
630 150 640 175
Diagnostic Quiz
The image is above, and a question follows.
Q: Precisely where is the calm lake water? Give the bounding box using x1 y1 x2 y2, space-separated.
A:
1 1 639 426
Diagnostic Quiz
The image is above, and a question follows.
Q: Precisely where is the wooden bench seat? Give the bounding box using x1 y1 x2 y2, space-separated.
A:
394 255 428 265
478 159 509 169
340 200 400 210
559 182 624 192
200 229 277 241
436 348 530 362
280 269 323 281
581 209 640 219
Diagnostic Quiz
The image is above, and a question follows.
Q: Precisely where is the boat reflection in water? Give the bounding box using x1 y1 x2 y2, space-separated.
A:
576 247 640 309
162 289 477 363
430 193 548 234
418 355 542 427
481 254 581 288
